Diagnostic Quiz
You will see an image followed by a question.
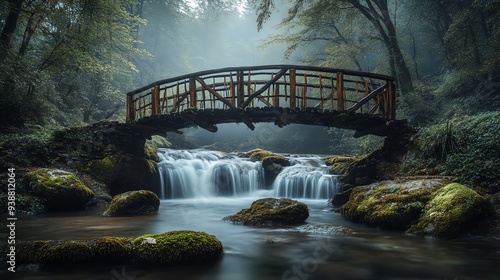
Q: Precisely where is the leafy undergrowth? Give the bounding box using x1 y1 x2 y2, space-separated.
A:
400 112 499 193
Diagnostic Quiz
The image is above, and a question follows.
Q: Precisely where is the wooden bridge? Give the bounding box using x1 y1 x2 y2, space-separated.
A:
126 65 403 137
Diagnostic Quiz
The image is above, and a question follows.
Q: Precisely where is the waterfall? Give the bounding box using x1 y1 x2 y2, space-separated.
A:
158 149 265 199
157 149 339 199
272 156 340 199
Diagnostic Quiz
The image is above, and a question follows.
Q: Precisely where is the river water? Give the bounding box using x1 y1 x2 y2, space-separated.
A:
2 149 499 279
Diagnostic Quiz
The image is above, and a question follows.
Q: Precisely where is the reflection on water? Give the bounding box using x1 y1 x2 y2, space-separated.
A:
1 198 499 280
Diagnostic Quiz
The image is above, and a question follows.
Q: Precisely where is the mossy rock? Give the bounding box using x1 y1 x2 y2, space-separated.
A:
14 231 223 266
17 240 94 265
246 149 291 185
323 155 357 175
132 231 223 265
93 236 133 262
407 183 488 238
223 198 309 226
103 190 160 216
340 180 445 229
25 168 94 211
246 148 274 161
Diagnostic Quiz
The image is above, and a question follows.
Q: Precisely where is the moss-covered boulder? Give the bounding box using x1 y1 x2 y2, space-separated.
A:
245 149 291 185
132 231 223 265
25 168 94 211
407 183 488 238
340 180 445 229
14 231 223 267
103 190 160 216
223 197 309 226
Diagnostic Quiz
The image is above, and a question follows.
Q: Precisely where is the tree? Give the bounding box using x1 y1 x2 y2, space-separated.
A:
251 0 415 93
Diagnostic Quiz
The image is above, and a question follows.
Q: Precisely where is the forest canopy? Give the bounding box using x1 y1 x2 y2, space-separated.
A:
0 0 498 130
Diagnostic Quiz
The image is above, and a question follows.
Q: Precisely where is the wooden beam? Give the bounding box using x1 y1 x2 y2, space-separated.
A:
239 114 255 130
346 84 387 113
241 68 288 109
185 111 218 132
195 77 236 109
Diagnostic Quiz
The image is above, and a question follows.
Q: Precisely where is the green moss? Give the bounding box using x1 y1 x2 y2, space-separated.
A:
19 240 94 265
246 148 274 161
223 198 309 226
25 168 94 211
103 190 160 216
340 180 445 229
407 183 488 238
144 143 160 162
132 231 223 265
15 231 223 267
94 236 133 261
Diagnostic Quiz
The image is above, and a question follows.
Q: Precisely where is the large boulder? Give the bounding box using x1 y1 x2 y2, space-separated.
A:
340 179 445 229
103 190 160 216
16 231 223 266
407 183 488 238
25 168 94 211
223 197 309 226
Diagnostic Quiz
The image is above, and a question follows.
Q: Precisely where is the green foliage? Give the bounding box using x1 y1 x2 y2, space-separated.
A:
402 112 500 191
0 127 55 169
327 128 384 156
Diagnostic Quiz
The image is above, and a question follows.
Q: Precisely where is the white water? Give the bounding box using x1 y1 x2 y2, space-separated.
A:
272 156 340 199
157 149 339 200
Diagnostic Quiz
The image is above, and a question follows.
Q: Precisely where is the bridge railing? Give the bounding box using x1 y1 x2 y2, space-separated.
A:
126 65 396 122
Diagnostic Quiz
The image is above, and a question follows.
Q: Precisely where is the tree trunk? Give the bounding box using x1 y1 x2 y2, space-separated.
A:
0 0 24 51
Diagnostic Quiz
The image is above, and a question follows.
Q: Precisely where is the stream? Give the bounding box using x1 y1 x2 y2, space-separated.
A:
1 149 499 279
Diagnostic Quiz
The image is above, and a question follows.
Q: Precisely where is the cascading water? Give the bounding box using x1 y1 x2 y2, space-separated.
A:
157 149 265 199
272 156 340 199
157 149 339 199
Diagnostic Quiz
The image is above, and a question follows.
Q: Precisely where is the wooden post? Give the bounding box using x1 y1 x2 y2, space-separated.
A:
388 81 396 119
290 69 296 109
189 77 197 109
364 80 369 113
152 85 160 115
273 83 280 107
126 95 135 122
237 71 244 108
302 74 307 109
230 74 235 108
319 75 323 110
336 72 344 111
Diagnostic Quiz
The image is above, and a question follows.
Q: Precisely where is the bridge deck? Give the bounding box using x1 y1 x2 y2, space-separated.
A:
126 65 398 136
